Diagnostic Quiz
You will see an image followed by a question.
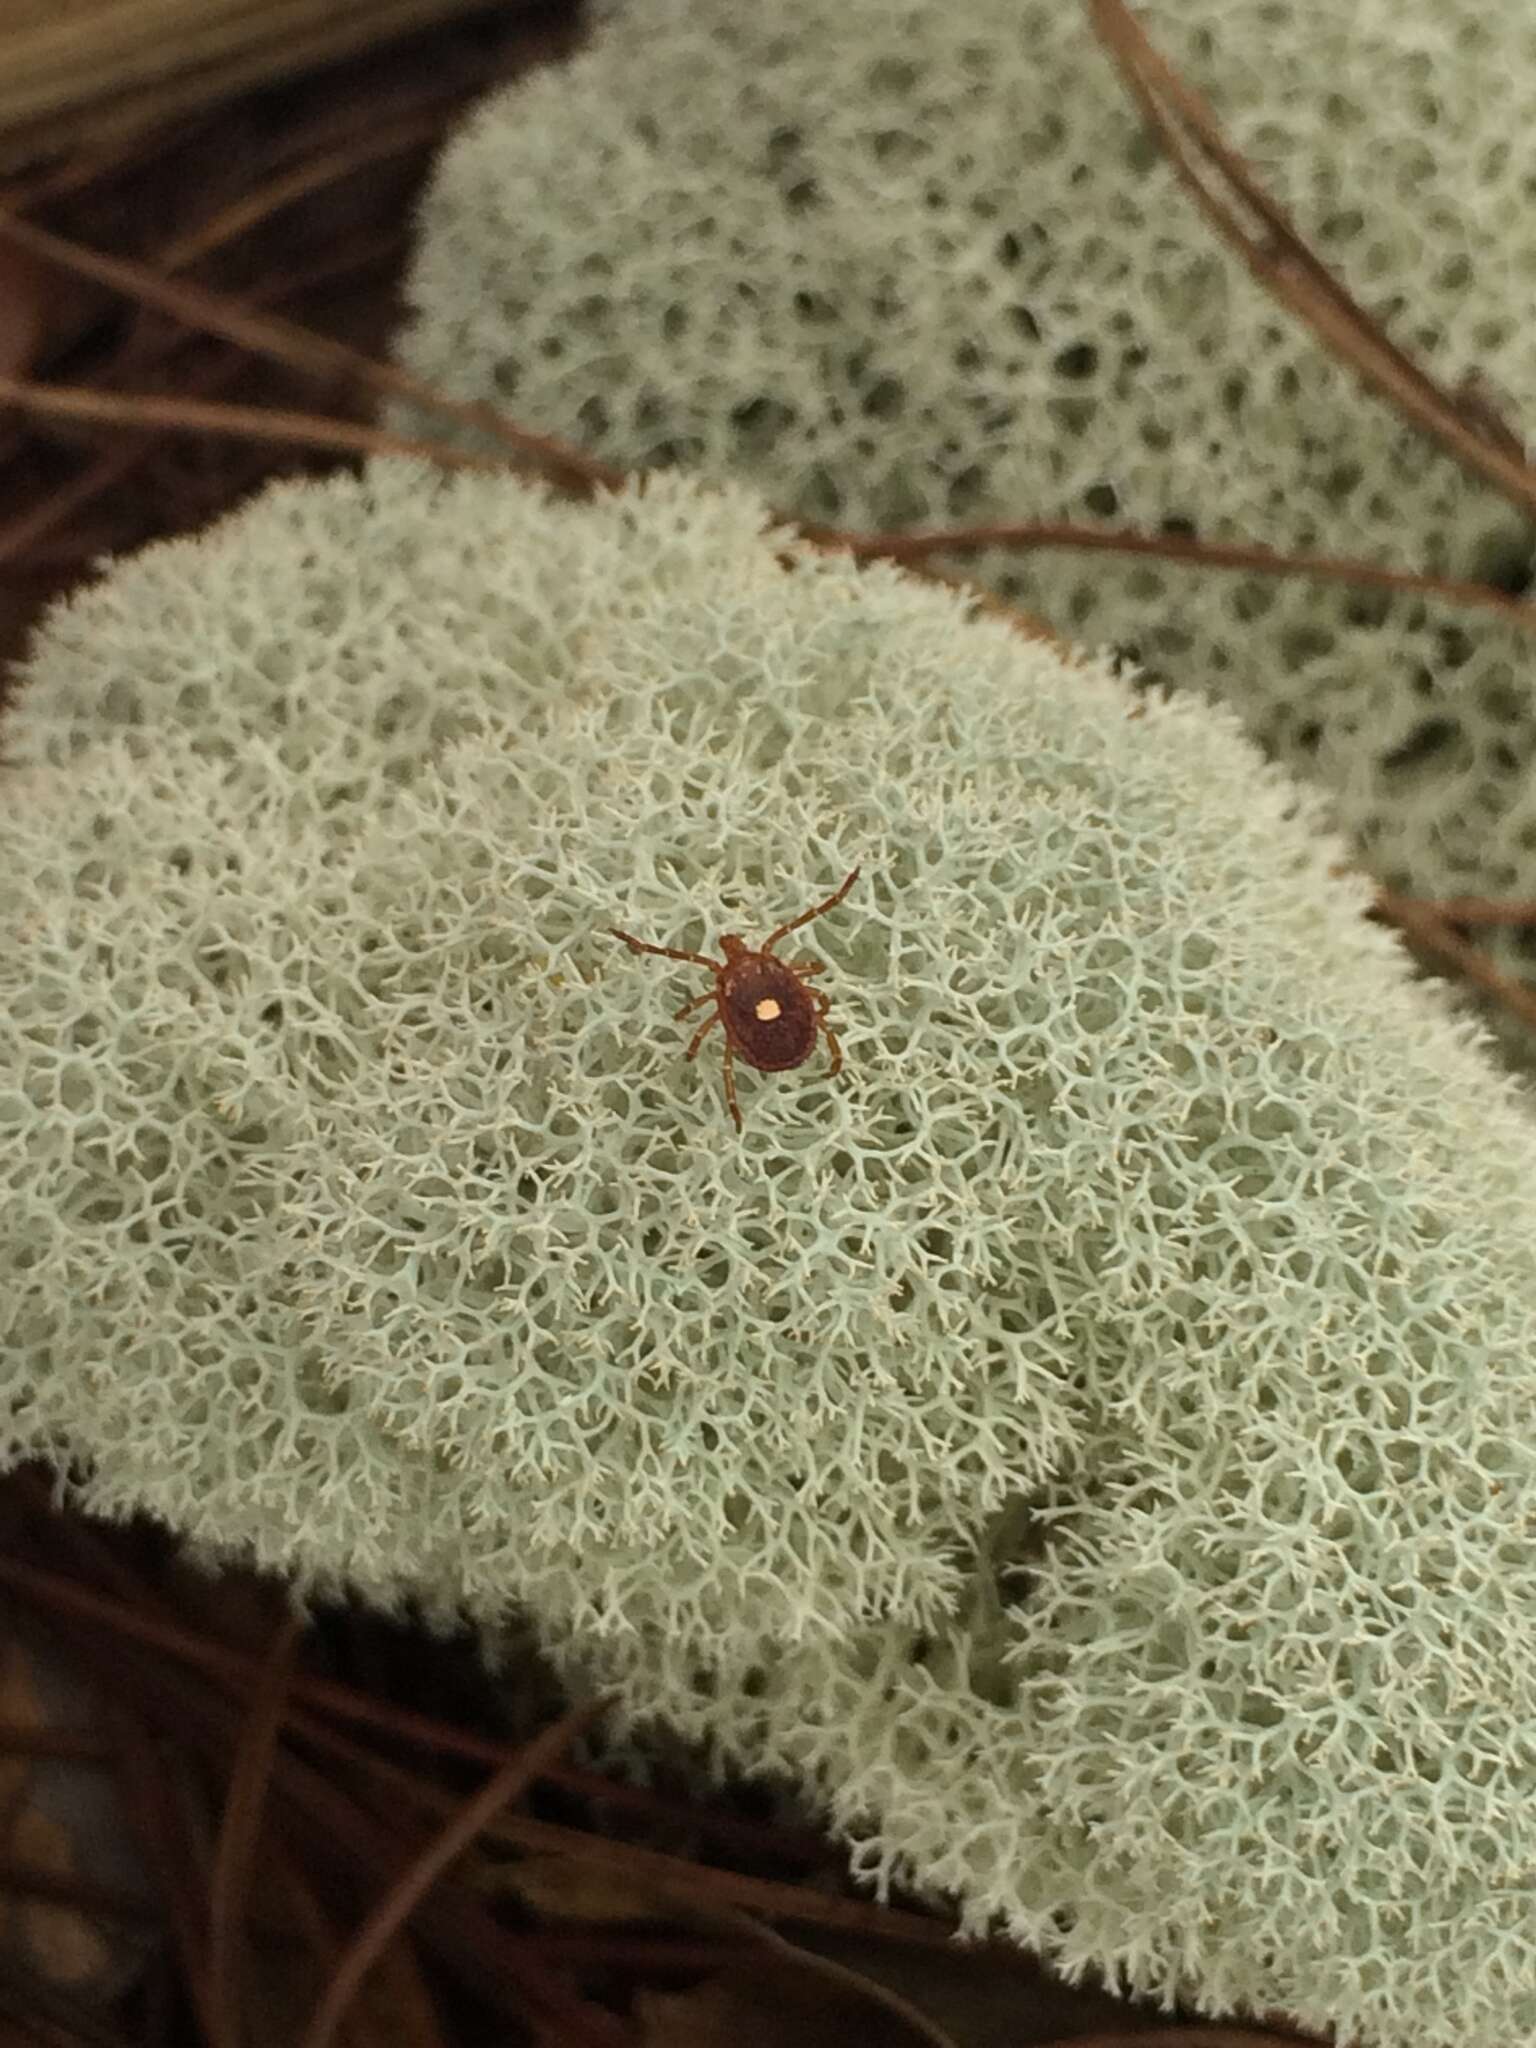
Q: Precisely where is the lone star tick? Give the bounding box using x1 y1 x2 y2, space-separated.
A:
610 867 860 1132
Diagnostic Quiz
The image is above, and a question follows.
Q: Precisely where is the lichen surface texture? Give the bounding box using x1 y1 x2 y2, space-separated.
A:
7 465 1536 2046
394 0 1536 1061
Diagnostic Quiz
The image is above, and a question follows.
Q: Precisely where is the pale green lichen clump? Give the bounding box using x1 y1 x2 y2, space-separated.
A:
8 465 1536 2045
394 0 1536 1060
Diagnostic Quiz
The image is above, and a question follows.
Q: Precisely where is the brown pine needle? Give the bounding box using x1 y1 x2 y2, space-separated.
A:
1385 894 1536 929
1084 0 1536 524
829 519 1536 631
263 1842 389 2048
157 109 449 274
0 1722 107 1762
0 1858 157 1925
706 1905 963 2048
1376 892 1536 1037
2 1539 618 2046
0 228 407 566
300 1701 605 2048
0 1544 823 1866
1045 2035 1324 2048
0 209 619 495
209 1611 304 2048
0 1546 983 1965
0 370 508 474
102 1694 235 2048
480 1811 972 1956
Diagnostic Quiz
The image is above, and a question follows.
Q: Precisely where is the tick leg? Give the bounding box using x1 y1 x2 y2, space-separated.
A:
785 957 826 978
674 987 717 1021
610 926 721 971
721 1038 744 1132
822 1020 845 1078
761 866 861 953
684 1009 720 1061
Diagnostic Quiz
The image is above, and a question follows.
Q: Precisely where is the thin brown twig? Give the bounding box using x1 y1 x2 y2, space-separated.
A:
0 210 621 495
8 121 1529 1073
1083 0 1536 524
284 1671 827 1872
300 1700 605 2048
333 1707 984 1962
105 112 444 380
208 1610 304 2048
827 518 1536 631
8 199 1508 664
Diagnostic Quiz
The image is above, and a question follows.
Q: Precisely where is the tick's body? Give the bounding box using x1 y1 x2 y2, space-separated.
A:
717 940 820 1071
610 868 859 1131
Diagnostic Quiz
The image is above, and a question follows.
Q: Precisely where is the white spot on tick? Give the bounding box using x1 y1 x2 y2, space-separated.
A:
755 998 782 1021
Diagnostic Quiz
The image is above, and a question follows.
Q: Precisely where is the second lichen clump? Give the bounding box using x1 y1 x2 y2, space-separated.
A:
9 465 1536 2046
392 0 1536 1061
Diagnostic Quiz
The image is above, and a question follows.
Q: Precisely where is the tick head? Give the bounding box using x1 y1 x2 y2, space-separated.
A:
719 933 748 961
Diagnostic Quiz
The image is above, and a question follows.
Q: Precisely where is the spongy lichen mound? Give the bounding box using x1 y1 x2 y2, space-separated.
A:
9 464 1536 2046
393 0 1536 1056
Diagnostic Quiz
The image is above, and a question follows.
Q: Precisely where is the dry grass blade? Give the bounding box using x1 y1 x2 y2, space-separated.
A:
299 1700 605 2048
0 0 526 175
0 210 620 495
209 1611 304 2047
1083 0 1536 524
0 370 509 474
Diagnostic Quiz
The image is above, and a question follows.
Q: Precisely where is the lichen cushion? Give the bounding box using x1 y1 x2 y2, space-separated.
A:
8 464 1536 2046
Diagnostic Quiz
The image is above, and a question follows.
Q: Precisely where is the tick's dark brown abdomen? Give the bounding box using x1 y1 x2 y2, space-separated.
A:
720 955 819 1071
